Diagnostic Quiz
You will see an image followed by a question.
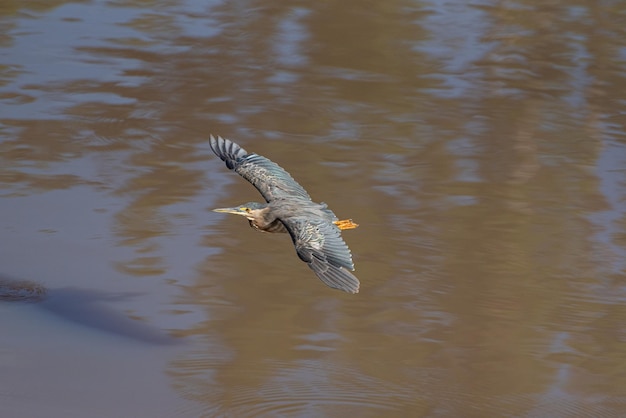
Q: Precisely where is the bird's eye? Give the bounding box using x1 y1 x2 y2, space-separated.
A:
244 207 251 212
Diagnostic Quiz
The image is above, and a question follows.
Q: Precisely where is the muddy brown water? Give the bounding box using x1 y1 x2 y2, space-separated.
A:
1 1 625 417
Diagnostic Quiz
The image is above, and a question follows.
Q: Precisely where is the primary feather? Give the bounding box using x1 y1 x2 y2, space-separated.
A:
209 135 312 202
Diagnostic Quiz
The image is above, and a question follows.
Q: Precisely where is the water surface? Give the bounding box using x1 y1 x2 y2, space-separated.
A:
1 1 625 417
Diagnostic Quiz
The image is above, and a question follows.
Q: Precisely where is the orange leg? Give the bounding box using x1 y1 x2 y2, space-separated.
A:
333 219 359 230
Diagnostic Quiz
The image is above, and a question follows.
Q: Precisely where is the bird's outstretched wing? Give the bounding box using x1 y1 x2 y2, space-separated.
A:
209 135 312 202
282 217 360 294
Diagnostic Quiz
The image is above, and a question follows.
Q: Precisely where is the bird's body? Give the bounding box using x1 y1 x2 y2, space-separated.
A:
209 135 360 294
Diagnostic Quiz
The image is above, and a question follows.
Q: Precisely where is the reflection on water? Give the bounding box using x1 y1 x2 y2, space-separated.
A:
1 276 178 344
1 0 626 416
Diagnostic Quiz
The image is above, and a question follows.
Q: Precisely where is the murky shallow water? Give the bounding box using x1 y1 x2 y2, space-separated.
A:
1 1 626 417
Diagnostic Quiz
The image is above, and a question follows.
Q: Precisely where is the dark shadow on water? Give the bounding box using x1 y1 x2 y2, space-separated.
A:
1 276 181 346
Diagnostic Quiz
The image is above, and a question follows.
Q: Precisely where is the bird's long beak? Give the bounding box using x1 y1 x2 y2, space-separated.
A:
212 207 248 216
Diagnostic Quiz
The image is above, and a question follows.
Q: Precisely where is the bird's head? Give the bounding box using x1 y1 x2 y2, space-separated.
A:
212 202 268 222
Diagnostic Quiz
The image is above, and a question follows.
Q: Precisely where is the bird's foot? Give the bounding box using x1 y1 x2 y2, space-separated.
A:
334 219 359 230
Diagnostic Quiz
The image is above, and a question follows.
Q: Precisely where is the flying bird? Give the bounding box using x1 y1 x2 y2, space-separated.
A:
209 135 360 294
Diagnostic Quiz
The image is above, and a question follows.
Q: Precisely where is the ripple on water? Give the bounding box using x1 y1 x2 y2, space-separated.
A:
217 361 626 417
199 359 421 416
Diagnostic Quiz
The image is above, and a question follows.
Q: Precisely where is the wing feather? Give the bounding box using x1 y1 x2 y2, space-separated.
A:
283 217 360 294
209 135 312 202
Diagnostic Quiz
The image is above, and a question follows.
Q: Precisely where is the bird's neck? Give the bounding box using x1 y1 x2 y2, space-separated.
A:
248 205 288 233
248 206 275 230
